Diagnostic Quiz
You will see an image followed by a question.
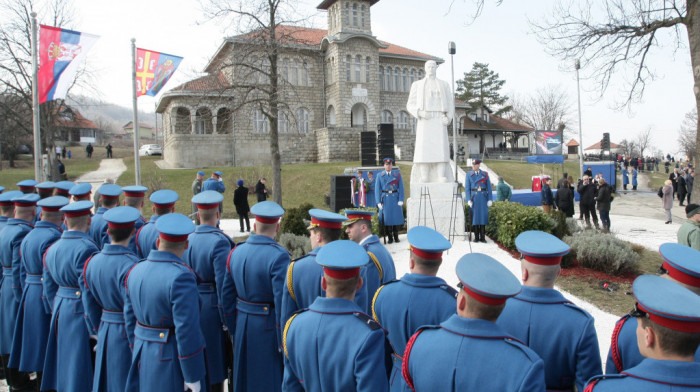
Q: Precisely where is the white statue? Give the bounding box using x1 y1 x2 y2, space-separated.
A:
406 60 455 183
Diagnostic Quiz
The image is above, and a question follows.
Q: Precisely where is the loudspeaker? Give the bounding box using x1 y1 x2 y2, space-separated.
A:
330 175 354 212
377 124 394 162
360 131 377 166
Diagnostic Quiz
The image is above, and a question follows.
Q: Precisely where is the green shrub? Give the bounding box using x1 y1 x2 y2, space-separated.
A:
280 202 314 236
486 202 556 250
566 217 582 235
551 210 571 239
563 231 638 275
277 232 312 259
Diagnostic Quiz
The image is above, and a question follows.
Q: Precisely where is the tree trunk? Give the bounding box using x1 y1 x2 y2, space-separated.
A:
268 12 283 206
689 1 700 203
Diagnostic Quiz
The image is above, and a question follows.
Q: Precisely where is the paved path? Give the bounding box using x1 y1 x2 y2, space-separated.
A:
75 158 127 189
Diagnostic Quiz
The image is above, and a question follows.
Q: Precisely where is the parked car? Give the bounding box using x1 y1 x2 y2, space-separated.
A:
139 144 163 156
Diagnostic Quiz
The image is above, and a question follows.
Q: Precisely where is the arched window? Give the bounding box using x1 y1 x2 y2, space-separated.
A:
292 59 299 85
361 5 366 27
278 111 289 133
385 67 392 91
365 57 371 83
393 68 400 92
418 70 424 79
397 111 410 129
328 105 336 126
344 2 349 24
259 58 270 84
410 69 416 86
352 3 358 26
296 108 310 133
346 55 351 82
302 61 310 86
281 59 289 83
380 110 393 124
378 66 384 89
355 55 361 82
402 68 408 92
254 110 269 133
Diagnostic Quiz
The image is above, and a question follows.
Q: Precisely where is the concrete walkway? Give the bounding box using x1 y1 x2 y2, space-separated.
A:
75 158 127 189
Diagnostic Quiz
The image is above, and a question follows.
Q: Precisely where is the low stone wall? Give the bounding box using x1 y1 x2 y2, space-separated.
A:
164 134 234 168
316 127 361 162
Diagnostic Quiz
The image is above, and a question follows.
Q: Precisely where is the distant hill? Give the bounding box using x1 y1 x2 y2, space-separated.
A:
66 95 156 134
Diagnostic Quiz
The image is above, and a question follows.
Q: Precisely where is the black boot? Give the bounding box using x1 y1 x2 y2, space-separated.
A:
387 226 394 244
393 226 400 243
479 226 487 243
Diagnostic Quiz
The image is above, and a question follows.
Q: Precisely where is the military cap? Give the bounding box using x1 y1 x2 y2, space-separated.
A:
456 253 521 305
54 181 75 196
155 213 194 242
251 201 284 223
472 159 482 165
60 200 94 217
659 243 700 288
69 183 92 198
191 191 223 210
149 189 178 208
382 157 394 164
307 209 347 230
213 171 223 176
97 184 122 200
407 226 451 259
16 179 37 191
104 206 141 229
0 186 4 194
343 209 374 226
37 196 70 211
515 230 570 265
0 191 24 206
36 181 56 191
316 239 369 279
12 193 40 206
122 185 148 198
197 171 205 176
632 275 700 332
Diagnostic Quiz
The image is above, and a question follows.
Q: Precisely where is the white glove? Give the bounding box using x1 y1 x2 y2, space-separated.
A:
377 203 383 209
467 201 473 208
487 201 493 207
184 381 201 392
398 201 404 206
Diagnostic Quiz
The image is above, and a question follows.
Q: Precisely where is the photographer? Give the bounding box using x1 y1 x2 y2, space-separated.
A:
577 175 599 230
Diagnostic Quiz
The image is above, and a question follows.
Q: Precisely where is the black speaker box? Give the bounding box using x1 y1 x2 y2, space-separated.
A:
329 175 354 212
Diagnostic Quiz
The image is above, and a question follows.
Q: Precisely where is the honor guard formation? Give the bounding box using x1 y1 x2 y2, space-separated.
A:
1 176 700 392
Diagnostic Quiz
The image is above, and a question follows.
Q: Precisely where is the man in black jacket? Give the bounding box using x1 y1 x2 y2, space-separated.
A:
255 178 268 202
233 180 250 232
577 175 599 229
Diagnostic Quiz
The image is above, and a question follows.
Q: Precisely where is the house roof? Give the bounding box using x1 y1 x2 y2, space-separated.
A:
53 106 99 130
171 72 230 92
460 114 533 132
123 121 154 130
566 139 579 147
584 141 621 150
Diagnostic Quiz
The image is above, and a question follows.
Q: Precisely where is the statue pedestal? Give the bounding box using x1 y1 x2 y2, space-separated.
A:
407 181 465 239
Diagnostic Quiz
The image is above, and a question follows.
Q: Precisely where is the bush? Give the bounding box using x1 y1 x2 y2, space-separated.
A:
566 217 582 235
280 203 314 236
486 201 556 250
551 210 571 239
563 231 638 275
277 232 311 259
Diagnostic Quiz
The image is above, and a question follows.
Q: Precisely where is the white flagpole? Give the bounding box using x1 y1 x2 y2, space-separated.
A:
131 38 141 185
31 12 42 181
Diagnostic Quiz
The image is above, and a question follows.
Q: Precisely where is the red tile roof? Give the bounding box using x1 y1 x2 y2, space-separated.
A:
566 139 579 147
53 106 98 129
171 72 229 92
584 141 621 150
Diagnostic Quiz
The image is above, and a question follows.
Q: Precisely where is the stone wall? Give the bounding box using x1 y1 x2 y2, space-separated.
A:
164 134 235 168
316 127 361 162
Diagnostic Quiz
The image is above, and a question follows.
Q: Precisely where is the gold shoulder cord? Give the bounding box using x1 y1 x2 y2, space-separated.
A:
371 284 386 323
368 251 383 281
283 313 300 359
286 261 296 302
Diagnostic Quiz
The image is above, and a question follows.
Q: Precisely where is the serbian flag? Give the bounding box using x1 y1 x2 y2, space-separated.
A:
38 25 99 104
136 48 182 97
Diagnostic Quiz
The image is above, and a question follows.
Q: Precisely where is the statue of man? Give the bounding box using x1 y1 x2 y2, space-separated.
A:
406 60 455 183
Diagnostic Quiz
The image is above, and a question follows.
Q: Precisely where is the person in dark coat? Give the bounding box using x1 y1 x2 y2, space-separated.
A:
255 178 268 202
577 176 599 229
678 172 687 206
233 179 251 232
554 180 574 217
595 178 613 232
540 178 555 213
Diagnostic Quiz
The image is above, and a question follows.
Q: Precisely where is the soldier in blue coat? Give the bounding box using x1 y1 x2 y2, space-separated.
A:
42 201 99 391
0 194 38 390
344 209 396 309
0 192 23 232
221 201 290 392
183 191 234 392
606 243 700 375
53 180 74 197
281 209 369 323
402 253 546 391
632 168 638 190
9 196 67 388
16 180 36 195
124 213 207 392
203 171 225 216
282 240 389 392
135 189 178 258
465 159 492 243
122 185 148 254
497 230 601 391
89 183 122 248
81 206 142 392
621 167 629 190
372 226 455 391
585 275 700 391
69 182 92 202
375 158 405 244
35 182 55 224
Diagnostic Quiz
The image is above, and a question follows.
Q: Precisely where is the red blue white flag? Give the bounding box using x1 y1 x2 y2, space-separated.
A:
38 25 99 104
136 48 182 97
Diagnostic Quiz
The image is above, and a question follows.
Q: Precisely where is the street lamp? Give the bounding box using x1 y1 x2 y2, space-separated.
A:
449 41 457 182
575 59 583 179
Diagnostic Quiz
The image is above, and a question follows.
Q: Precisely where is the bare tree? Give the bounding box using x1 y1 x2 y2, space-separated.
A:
509 84 572 134
635 127 653 157
678 108 698 158
618 139 638 157
532 0 700 201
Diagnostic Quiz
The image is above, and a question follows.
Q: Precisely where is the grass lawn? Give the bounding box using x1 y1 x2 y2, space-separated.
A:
1 153 101 186
481 160 581 189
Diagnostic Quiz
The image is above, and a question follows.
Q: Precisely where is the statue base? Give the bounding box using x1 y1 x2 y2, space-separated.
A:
407 182 465 239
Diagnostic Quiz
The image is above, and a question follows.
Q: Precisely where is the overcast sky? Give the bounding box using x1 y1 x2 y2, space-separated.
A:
37 0 696 156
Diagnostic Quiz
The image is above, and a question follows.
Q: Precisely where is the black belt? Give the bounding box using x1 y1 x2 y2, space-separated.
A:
471 189 485 191
382 190 396 193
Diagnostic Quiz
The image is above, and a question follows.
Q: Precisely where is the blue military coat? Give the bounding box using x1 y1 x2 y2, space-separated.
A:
282 297 389 392
366 175 377 207
375 170 405 226
202 178 225 193
281 247 368 324
622 169 629 185
81 244 139 392
361 234 396 308
8 221 61 372
135 215 161 259
124 250 207 391
221 234 290 391
496 286 602 391
127 216 147 254
182 224 234 385
632 169 638 187
41 230 99 391
466 170 492 225
0 216 8 231
89 207 109 248
586 359 700 391
0 218 33 355
404 315 545 391
371 274 456 391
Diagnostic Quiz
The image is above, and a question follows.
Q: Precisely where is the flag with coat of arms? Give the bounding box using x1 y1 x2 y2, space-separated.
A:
135 48 182 97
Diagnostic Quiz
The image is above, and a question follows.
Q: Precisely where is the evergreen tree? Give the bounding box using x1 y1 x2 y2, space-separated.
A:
455 62 511 116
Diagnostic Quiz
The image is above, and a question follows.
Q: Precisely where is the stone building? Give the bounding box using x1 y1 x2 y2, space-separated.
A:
156 0 442 168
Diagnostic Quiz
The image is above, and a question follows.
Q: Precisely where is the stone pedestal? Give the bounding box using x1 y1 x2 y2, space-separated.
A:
407 181 465 239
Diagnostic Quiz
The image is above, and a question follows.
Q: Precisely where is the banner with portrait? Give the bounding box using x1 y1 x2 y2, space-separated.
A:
534 131 563 155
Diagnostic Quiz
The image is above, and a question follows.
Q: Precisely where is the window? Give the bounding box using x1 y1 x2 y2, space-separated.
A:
361 5 366 27
378 66 384 89
397 111 410 128
278 111 289 133
281 59 289 83
296 108 309 133
353 55 360 82
418 70 424 79
254 110 269 133
380 110 393 124
346 55 351 82
292 59 299 85
410 69 416 86
365 57 371 83
393 68 400 92
194 117 206 134
352 3 358 26
385 67 392 91
344 2 349 24
259 58 270 84
302 61 309 86
402 68 408 92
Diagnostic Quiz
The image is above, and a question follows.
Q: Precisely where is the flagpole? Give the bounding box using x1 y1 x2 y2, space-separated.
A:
131 38 141 185
31 12 42 181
